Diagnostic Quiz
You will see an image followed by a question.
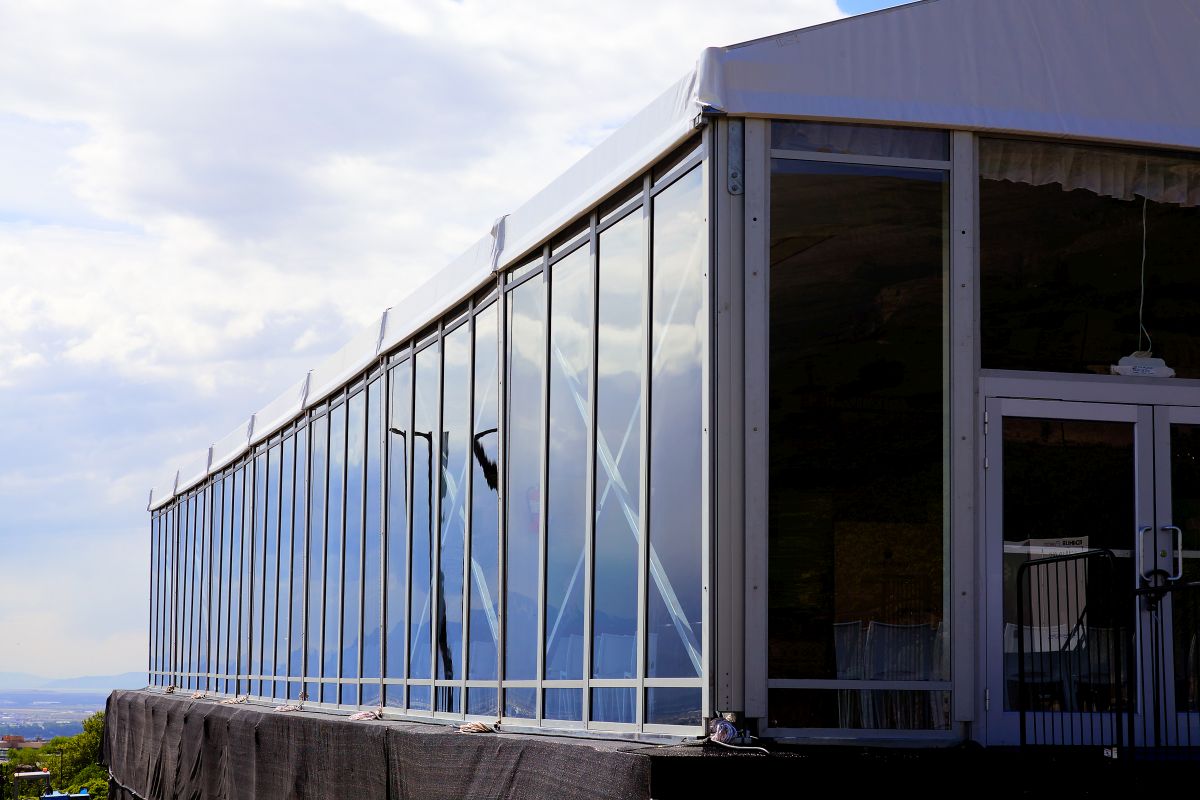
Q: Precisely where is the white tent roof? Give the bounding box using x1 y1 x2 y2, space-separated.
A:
698 0 1200 151
149 0 1200 508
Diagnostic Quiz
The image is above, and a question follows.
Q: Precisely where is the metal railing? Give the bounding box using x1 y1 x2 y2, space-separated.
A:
1015 548 1132 750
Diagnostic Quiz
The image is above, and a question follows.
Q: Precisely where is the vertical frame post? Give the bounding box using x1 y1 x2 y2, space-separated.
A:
742 117 770 722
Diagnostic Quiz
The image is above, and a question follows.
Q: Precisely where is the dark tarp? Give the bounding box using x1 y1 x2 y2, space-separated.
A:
102 690 651 800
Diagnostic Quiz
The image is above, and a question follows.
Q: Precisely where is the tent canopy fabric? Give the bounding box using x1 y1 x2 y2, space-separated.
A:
151 0 1200 507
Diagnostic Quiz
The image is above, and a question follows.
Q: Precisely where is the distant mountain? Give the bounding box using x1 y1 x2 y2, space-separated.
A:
40 672 145 690
0 671 145 692
0 672 49 691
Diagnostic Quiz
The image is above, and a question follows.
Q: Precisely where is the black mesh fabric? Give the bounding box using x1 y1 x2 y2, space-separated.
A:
102 690 651 800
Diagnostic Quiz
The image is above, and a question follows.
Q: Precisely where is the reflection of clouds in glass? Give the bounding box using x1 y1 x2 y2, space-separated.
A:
347 391 366 467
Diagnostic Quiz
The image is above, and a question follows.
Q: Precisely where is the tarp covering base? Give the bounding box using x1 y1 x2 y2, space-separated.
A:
102 690 651 800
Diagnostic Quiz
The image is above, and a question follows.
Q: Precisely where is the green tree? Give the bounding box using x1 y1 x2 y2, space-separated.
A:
0 712 107 799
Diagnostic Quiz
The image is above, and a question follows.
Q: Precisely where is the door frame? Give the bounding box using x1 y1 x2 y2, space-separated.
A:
978 371 1200 745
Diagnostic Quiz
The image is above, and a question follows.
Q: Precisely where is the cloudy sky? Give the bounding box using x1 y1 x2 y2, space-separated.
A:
0 0 906 678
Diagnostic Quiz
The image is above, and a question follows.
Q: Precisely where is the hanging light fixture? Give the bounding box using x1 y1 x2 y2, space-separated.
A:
1111 195 1174 378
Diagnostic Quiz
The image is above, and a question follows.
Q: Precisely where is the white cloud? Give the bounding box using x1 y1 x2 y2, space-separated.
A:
0 0 845 675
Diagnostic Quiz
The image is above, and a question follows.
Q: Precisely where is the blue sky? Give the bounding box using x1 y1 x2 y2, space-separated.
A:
0 0 909 677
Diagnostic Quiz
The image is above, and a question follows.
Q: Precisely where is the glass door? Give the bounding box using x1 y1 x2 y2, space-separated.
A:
983 398 1153 746
984 398 1200 747
1151 407 1200 744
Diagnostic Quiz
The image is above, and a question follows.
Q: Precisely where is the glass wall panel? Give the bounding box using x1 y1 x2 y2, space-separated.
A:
411 345 440 683
164 510 173 683
504 687 536 718
175 503 185 686
645 687 701 726
149 515 158 683
307 415 328 699
342 392 365 700
467 687 498 717
251 454 266 696
437 324 470 711
545 247 591 683
590 688 635 723
468 304 500 682
230 469 246 693
768 158 947 728
190 495 202 689
772 121 949 161
179 497 192 688
325 403 346 703
289 429 307 699
214 477 228 692
168 508 178 684
544 688 582 721
979 138 1200 377
224 472 238 694
363 379 383 705
158 513 165 683
592 209 644 693
385 363 411 706
262 445 281 696
276 437 294 697
197 487 210 688
648 166 705 682
506 277 545 684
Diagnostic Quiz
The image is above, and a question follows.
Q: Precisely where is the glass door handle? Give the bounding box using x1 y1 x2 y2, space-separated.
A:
1161 525 1183 581
1138 525 1155 581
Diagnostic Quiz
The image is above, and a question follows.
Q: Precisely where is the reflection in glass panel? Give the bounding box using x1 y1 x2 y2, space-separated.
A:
158 514 166 682
325 404 347 702
342 392 365 694
1171 424 1200 713
438 326 470 706
772 120 949 161
768 160 947 720
307 415 327 697
191 495 201 688
506 278 544 681
263 446 281 695
980 139 1200 377
386 364 411 699
238 466 253 693
546 246 591 683
278 448 294 686
149 515 157 682
211 481 224 689
467 687 498 717
504 687 536 719
543 688 582 721
1001 417 1135 713
411 345 440 682
645 688 701 726
593 210 644 680
363 380 384 687
165 509 174 682
468 304 500 681
251 456 266 694
409 684 431 711
648 166 704 683
590 687 635 724
290 430 307 698
199 488 212 687
217 480 229 692
768 689 951 730
180 497 192 688
277 440 293 695
228 470 244 692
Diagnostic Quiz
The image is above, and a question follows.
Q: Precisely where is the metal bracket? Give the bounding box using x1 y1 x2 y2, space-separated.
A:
727 118 744 195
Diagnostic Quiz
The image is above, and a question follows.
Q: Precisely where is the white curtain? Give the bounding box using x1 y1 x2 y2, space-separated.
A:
981 138 1200 208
